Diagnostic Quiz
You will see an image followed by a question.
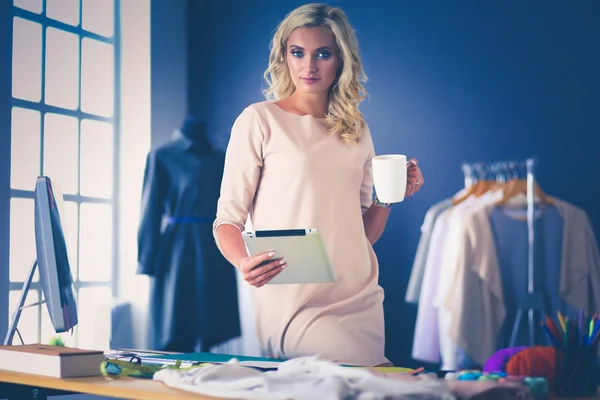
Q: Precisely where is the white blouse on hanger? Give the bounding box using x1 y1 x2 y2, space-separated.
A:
445 197 600 365
435 190 503 370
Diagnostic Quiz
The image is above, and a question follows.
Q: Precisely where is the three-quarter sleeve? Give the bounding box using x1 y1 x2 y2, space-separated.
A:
360 125 375 214
213 106 264 238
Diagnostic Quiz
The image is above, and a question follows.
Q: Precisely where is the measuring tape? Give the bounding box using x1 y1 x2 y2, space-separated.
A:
101 358 201 379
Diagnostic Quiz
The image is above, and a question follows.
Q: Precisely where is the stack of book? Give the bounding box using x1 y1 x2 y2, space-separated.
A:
0 344 104 378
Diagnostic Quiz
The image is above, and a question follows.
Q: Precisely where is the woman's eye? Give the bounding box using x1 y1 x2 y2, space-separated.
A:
317 51 332 59
291 50 303 58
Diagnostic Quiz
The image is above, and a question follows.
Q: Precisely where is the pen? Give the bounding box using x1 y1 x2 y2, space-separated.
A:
557 311 566 332
590 320 600 346
590 328 600 347
579 309 584 346
545 315 561 341
541 324 561 346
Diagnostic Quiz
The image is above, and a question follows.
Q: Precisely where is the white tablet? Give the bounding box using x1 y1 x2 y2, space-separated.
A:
241 229 335 284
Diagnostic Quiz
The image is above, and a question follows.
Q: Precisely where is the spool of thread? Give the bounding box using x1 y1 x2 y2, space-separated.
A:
478 374 500 382
458 371 483 381
524 377 549 398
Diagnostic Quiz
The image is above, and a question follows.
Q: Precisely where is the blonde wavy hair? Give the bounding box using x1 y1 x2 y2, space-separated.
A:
263 3 368 144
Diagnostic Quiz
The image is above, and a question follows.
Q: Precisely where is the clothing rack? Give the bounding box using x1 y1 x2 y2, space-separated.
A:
509 158 546 347
461 158 545 347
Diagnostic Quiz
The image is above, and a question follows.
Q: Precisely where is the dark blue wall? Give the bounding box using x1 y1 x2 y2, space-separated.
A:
187 0 213 125
150 0 188 146
192 0 599 366
0 0 12 341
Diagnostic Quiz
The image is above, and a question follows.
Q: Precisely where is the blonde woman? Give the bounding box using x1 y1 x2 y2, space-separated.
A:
213 3 424 367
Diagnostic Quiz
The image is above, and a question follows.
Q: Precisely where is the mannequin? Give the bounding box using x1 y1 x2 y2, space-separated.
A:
137 116 241 352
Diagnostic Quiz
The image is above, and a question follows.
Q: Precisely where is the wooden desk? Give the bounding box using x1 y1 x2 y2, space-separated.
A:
1 369 598 400
0 369 226 400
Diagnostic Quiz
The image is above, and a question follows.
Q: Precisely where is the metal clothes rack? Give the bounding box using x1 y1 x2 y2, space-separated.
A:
461 158 545 347
509 158 545 347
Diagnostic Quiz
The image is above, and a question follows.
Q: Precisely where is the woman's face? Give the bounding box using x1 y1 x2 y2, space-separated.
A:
286 26 342 96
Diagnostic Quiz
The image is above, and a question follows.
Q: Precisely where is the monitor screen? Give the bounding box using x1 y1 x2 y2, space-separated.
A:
35 176 78 333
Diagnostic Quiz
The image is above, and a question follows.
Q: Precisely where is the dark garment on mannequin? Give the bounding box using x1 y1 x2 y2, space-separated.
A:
137 131 240 352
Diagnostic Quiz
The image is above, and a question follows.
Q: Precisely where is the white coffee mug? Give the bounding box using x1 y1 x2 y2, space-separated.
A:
372 154 407 203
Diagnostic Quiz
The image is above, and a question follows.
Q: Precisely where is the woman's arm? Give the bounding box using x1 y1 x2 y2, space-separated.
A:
363 203 391 245
212 106 284 287
215 224 249 269
362 159 424 245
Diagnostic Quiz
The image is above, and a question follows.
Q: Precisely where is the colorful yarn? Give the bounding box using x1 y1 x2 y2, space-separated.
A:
505 346 555 388
483 346 528 373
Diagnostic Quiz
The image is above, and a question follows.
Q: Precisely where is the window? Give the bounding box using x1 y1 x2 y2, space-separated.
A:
9 0 118 349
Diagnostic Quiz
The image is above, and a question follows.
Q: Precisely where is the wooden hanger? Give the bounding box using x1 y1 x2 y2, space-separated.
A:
452 179 494 205
452 182 478 205
495 179 555 206
475 180 494 197
453 162 495 205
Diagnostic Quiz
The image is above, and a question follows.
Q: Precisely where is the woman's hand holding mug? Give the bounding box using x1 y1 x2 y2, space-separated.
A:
372 154 424 202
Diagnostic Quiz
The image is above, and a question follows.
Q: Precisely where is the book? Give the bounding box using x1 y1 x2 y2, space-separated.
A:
0 344 104 378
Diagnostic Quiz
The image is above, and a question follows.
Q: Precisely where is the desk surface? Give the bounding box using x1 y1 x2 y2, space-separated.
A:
1 369 598 400
0 369 227 400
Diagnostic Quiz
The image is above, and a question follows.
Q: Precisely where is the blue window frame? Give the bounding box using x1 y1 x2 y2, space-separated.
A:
8 0 120 348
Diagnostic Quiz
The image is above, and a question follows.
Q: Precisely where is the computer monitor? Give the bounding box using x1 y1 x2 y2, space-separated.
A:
4 176 78 345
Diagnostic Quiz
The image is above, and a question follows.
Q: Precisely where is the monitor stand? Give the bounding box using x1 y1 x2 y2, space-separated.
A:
3 259 45 346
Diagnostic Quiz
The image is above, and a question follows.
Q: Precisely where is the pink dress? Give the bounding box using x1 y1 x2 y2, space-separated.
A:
213 101 388 366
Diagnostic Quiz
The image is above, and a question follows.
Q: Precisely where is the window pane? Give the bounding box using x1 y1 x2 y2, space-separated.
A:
82 0 114 37
9 290 40 345
41 292 77 347
81 38 114 117
77 287 111 350
43 113 79 195
12 18 42 102
79 203 112 281
45 28 79 110
80 120 113 198
62 201 79 280
11 107 40 190
10 198 38 283
13 0 42 14
46 0 80 26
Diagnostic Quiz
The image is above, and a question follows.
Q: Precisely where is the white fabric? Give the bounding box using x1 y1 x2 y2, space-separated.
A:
436 190 503 370
406 189 467 304
405 198 454 304
411 194 479 363
445 194 600 365
553 198 600 316
154 356 456 400
411 209 450 363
